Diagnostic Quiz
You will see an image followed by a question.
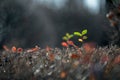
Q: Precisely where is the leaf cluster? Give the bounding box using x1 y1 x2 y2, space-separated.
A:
62 29 88 42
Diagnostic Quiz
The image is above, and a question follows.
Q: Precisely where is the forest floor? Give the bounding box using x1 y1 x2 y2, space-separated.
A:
0 45 120 80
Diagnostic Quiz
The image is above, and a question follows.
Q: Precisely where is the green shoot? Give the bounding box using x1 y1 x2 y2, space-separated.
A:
83 36 88 40
82 29 87 36
62 29 88 47
74 32 82 36
62 33 74 41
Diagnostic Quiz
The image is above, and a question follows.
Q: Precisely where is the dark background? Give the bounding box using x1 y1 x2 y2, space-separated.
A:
0 0 110 48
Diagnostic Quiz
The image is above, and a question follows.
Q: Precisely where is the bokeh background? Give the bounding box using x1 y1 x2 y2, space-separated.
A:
0 0 110 48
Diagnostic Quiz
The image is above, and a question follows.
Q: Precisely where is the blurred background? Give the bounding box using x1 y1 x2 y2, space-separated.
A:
0 0 110 48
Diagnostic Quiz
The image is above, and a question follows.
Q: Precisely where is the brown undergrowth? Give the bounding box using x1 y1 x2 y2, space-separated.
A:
0 45 120 80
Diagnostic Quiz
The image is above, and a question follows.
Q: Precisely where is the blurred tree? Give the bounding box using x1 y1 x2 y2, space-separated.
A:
0 0 25 48
0 0 115 49
0 0 58 48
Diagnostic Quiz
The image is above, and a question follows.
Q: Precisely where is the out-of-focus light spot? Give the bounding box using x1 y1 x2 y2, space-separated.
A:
83 0 100 14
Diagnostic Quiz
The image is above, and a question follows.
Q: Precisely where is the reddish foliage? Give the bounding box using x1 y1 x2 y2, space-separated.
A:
3 45 9 51
71 54 80 59
17 48 23 53
106 11 114 20
67 40 78 48
27 46 39 53
49 53 55 61
114 55 120 64
83 42 96 53
11 46 17 53
61 42 68 47
60 71 67 78
67 40 74 45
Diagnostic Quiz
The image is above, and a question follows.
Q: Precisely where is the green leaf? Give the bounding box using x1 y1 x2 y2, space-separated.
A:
66 33 70 37
74 32 82 36
82 29 87 35
66 33 74 39
62 36 68 41
83 36 88 39
69 34 74 39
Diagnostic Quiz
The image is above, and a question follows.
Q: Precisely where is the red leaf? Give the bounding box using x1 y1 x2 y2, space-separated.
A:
27 46 39 53
12 46 17 53
67 40 74 45
60 71 67 78
49 53 55 61
114 55 120 64
61 42 68 47
83 42 96 53
17 48 23 53
3 45 9 51
71 54 80 59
